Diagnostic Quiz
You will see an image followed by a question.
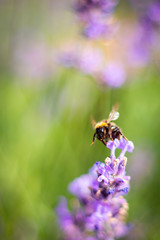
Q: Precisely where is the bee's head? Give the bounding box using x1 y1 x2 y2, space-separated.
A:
91 121 108 146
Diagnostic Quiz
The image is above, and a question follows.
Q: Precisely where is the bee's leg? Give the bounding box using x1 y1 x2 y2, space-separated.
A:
117 132 122 140
102 139 107 146
108 123 114 141
122 134 128 141
91 132 96 145
119 129 128 141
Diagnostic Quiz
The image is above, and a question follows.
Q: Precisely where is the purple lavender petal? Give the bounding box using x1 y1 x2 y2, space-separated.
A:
118 139 134 160
107 139 120 159
97 175 109 185
127 141 135 152
68 174 94 198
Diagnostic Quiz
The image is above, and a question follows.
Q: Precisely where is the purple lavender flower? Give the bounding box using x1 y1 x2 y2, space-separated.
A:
56 139 134 239
73 0 119 39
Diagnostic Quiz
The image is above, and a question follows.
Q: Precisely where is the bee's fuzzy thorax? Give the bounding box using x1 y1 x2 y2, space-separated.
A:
95 121 108 129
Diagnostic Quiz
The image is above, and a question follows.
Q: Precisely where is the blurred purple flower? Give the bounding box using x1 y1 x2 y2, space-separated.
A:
56 197 85 240
127 0 160 68
78 47 104 74
101 62 126 88
56 139 134 239
58 44 104 74
74 0 118 15
58 44 128 88
68 164 97 198
84 16 112 39
127 19 155 67
148 1 160 24
73 0 118 39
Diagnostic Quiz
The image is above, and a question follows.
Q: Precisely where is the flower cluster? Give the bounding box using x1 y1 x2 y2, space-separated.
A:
73 0 119 39
56 139 134 240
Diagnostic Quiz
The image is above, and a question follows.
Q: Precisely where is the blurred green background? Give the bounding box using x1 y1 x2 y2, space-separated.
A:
0 0 160 239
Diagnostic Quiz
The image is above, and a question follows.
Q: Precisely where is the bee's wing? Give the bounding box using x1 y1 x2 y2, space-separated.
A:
91 116 96 129
107 104 119 122
108 111 119 121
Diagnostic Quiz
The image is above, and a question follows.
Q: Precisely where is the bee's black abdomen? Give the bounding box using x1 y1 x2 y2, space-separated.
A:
112 127 121 140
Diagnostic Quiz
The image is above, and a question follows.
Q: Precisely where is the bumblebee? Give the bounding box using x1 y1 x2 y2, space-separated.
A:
91 105 128 146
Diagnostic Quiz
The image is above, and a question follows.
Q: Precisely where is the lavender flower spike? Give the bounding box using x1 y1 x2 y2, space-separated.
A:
56 138 134 240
